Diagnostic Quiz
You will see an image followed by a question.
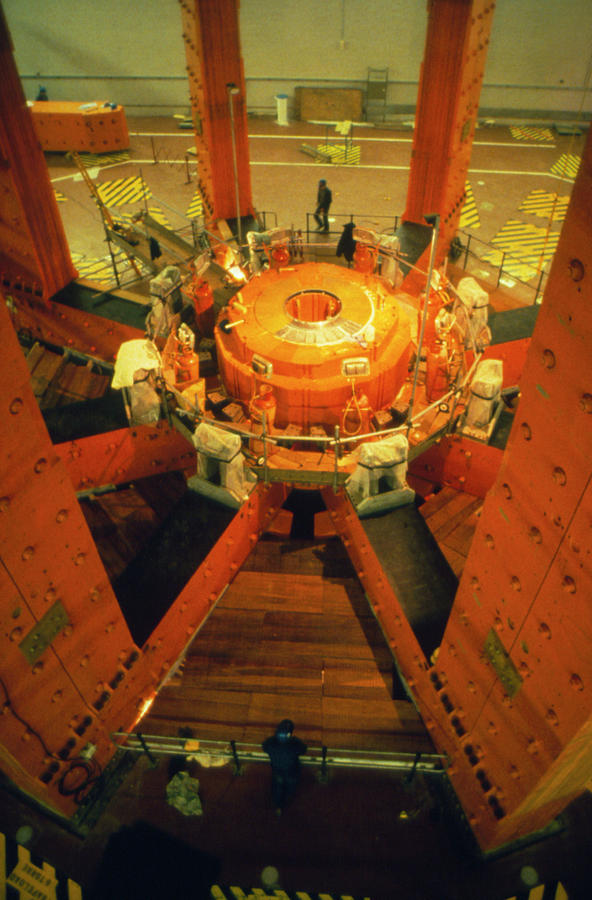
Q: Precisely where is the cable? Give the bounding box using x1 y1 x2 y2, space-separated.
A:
0 675 59 761
57 757 103 804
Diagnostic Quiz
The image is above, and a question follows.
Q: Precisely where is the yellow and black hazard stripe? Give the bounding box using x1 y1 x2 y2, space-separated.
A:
211 888 371 900
509 125 554 143
54 189 66 203
459 181 480 229
519 189 569 222
550 153 581 180
96 175 151 207
186 190 205 219
481 218 560 281
316 143 361 165
114 205 171 229
78 150 131 167
505 880 568 899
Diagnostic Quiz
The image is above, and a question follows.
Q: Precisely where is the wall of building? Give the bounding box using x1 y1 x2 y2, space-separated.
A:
3 0 591 122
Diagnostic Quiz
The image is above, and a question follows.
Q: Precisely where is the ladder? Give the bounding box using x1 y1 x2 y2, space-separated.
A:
67 150 143 277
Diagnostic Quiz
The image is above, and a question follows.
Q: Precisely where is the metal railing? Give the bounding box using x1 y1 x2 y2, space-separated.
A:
453 229 548 305
112 731 448 776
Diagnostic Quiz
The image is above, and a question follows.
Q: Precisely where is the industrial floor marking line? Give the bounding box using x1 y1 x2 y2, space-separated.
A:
211 889 369 900
519 189 569 222
96 175 151 207
481 218 560 281
54 189 66 202
316 143 361 165
78 149 131 167
550 153 581 180
186 190 205 219
459 181 480 229
510 125 554 142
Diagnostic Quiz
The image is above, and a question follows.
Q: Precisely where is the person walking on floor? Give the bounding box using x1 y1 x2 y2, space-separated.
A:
314 179 332 233
262 719 307 816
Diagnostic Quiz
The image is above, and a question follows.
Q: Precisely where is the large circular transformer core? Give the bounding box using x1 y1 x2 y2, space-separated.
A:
215 262 412 429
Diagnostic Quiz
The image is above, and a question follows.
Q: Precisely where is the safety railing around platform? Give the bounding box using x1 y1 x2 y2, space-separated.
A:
112 732 448 777
452 228 548 305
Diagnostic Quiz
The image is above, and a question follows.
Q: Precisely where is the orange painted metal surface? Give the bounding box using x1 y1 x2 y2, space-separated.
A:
409 434 503 498
55 425 196 493
215 262 412 428
30 101 129 153
0 9 77 302
10 296 144 362
1 289 289 813
180 0 254 222
431 123 592 849
404 0 495 284
0 293 132 814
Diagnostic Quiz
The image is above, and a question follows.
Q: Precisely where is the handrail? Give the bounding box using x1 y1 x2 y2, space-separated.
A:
112 731 448 774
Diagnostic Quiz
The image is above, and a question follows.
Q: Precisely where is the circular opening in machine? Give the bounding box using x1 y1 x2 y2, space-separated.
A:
285 289 342 324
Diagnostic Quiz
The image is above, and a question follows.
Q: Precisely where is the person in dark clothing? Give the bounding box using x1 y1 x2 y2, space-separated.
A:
262 719 307 815
336 221 356 264
314 179 332 233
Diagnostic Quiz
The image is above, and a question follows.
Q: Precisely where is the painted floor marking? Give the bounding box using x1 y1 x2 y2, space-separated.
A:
54 189 66 202
481 218 560 280
316 143 361 165
519 189 569 222
550 153 581 180
459 181 480 229
78 150 130 166
96 175 151 207
115 205 171 229
186 191 204 219
510 125 554 142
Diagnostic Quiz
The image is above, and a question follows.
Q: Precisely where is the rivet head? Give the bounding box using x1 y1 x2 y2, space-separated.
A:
511 576 521 591
0 496 10 512
562 575 576 594
34 458 48 474
9 397 23 414
528 526 542 544
74 552 86 566
21 546 35 561
32 661 44 675
52 690 63 703
538 622 551 638
485 533 495 549
568 258 585 281
56 509 69 523
44 588 57 602
10 626 23 642
542 349 555 369
569 673 584 691
552 467 567 486
501 483 512 500
520 422 532 441
579 393 592 414
80 655 90 667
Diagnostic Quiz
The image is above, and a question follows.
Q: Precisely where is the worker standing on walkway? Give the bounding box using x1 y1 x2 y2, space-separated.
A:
262 719 307 816
314 179 332 233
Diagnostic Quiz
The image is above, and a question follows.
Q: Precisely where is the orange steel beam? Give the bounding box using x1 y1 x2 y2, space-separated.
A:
180 0 254 223
0 6 77 303
0 291 133 815
431 124 592 849
404 0 495 285
2 288 289 815
11 292 145 363
409 435 503 498
55 425 196 493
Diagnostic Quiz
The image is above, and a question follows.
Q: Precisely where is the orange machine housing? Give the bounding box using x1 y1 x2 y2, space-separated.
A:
30 101 129 153
215 262 412 429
